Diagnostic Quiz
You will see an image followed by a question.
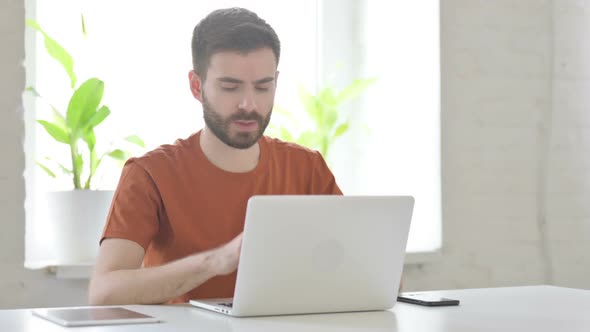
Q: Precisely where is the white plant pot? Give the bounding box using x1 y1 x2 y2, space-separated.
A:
46 190 114 264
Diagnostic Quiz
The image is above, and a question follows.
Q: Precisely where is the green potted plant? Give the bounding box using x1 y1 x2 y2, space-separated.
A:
268 78 376 161
26 18 144 264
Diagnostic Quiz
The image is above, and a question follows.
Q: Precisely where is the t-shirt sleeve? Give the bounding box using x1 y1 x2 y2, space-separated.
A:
310 152 343 195
100 159 161 251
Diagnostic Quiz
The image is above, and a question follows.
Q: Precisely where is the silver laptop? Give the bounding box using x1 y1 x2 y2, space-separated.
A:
190 195 414 317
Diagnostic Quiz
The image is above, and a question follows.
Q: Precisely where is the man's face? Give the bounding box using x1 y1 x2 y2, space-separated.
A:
195 48 278 149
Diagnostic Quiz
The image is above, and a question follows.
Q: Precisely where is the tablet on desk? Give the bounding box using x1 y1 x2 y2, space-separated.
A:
32 307 160 327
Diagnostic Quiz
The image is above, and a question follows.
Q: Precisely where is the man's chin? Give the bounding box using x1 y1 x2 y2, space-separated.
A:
227 133 260 149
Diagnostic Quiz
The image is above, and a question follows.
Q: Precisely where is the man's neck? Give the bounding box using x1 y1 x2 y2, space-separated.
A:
200 127 260 173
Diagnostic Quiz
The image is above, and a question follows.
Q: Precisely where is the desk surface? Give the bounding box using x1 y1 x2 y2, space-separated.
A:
1 286 589 331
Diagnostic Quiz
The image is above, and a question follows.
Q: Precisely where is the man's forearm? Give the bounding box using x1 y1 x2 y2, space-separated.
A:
89 250 219 305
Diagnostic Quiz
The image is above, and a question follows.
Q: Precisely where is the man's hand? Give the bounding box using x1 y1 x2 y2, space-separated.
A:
213 233 243 275
89 233 245 305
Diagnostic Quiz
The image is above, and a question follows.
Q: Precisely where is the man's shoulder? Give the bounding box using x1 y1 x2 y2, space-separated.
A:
262 135 321 161
262 136 340 194
128 133 198 171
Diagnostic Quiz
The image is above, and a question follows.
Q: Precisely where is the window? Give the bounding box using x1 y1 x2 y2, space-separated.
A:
359 1 441 253
315 1 441 253
24 0 440 267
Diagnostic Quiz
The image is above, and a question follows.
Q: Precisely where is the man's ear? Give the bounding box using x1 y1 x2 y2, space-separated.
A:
275 70 280 87
188 70 203 102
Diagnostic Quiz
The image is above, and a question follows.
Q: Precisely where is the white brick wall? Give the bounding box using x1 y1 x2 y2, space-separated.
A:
403 0 590 292
402 0 554 291
0 0 588 308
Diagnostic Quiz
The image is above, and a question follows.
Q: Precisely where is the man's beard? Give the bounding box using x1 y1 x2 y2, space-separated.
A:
202 92 272 149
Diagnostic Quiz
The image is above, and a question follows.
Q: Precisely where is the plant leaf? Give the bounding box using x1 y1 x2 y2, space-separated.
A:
36 161 56 178
335 77 378 104
90 148 99 174
303 96 322 125
298 84 322 125
57 162 73 175
66 78 104 134
26 19 77 88
297 131 319 150
50 106 67 131
81 13 87 38
278 127 294 142
24 86 68 131
85 131 98 182
25 86 41 98
83 128 96 151
107 149 129 161
319 88 336 107
124 134 146 148
333 122 349 138
84 105 110 130
41 156 73 175
73 153 83 189
85 148 99 189
322 108 338 133
37 120 70 144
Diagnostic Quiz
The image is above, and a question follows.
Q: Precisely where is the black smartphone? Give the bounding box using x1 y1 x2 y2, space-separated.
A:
397 293 460 306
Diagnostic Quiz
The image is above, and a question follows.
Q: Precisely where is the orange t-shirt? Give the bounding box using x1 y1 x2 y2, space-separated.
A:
101 130 342 303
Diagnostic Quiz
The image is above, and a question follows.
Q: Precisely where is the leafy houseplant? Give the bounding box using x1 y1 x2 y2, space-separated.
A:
26 17 145 263
268 78 376 160
26 18 144 189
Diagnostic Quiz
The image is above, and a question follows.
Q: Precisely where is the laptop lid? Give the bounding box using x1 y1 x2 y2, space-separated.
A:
226 195 414 317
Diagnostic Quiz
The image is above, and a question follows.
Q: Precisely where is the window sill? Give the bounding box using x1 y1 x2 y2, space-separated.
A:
48 264 94 279
27 250 442 280
25 261 94 279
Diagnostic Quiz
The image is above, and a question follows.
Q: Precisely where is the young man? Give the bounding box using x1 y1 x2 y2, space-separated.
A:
88 7 341 305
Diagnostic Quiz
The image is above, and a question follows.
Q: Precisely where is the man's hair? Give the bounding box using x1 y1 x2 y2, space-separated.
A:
191 7 281 79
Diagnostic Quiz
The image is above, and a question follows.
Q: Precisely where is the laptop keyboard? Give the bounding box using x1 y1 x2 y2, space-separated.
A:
218 302 233 308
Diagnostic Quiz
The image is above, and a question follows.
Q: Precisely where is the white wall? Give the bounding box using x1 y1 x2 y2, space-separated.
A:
1 0 589 309
548 0 590 287
403 0 590 291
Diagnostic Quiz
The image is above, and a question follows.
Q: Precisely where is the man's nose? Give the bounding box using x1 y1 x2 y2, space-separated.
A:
238 90 257 112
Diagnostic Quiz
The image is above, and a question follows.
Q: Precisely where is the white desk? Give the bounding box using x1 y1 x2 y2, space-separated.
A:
1 286 588 331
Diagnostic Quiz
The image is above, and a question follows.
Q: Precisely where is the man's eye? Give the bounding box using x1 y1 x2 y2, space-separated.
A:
255 86 270 92
221 86 238 91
